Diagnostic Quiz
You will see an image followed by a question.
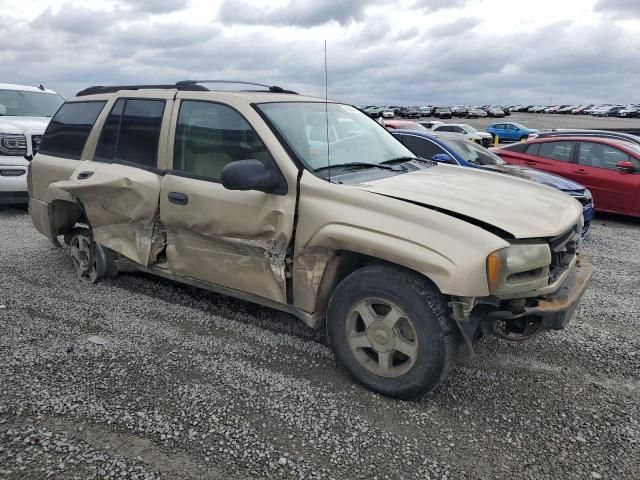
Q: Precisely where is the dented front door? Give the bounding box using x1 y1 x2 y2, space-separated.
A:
159 96 296 304
159 175 294 303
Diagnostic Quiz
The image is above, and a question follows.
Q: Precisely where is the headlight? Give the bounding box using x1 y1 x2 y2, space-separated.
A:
0 134 27 156
486 242 552 296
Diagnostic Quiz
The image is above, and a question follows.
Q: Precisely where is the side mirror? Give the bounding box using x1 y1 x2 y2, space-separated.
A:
432 153 454 164
221 159 283 194
616 160 637 172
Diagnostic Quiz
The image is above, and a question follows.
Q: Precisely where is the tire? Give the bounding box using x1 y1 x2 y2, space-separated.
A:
520 135 528 141
327 265 459 399
66 227 117 283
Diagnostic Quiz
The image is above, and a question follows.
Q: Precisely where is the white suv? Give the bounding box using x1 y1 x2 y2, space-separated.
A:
0 83 64 204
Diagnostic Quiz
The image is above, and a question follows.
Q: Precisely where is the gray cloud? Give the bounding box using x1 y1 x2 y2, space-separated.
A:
594 0 640 17
3 1 639 108
33 4 118 35
118 0 190 14
428 17 481 37
413 0 470 11
218 0 373 26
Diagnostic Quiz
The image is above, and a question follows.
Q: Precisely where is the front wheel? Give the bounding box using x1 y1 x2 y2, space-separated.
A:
327 265 459 398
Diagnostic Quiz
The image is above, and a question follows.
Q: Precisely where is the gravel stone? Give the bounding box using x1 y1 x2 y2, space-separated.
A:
0 207 639 479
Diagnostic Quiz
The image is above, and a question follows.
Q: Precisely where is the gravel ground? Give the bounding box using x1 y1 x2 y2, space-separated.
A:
1 207 639 479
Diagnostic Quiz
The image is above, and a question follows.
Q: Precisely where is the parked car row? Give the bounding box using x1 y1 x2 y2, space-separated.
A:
362 104 509 119
509 104 640 117
385 119 539 147
364 103 639 121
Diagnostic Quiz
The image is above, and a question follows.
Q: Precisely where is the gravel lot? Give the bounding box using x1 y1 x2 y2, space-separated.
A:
1 207 639 479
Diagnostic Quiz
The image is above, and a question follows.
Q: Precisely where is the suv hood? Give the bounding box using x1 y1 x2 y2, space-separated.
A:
352 165 582 239
0 116 49 134
482 164 586 193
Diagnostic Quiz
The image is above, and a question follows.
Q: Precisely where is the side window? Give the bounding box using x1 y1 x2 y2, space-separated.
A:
38 101 106 159
578 142 635 170
538 141 574 162
393 134 406 144
524 143 540 155
454 127 465 133
403 136 446 160
94 98 165 168
173 100 273 180
505 143 527 153
95 99 125 161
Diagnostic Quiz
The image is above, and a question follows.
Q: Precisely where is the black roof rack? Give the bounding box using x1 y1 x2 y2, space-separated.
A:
76 83 208 97
176 80 298 94
76 80 298 97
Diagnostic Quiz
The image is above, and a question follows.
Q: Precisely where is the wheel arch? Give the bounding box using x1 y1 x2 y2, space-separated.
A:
51 199 87 237
294 241 456 329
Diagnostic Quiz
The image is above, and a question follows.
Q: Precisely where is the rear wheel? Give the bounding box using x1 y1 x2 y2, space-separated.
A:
327 265 458 398
66 228 117 283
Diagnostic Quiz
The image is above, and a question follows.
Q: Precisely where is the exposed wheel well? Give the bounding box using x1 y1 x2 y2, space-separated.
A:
312 250 445 328
50 200 86 238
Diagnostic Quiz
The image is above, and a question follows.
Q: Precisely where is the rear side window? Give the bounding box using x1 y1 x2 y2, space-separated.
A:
39 101 106 159
503 143 527 153
524 143 540 155
538 141 574 162
95 98 165 168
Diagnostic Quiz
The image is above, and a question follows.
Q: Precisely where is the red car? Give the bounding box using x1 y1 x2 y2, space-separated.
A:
493 137 640 217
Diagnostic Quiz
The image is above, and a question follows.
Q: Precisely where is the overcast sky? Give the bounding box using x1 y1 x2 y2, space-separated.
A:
1 0 639 106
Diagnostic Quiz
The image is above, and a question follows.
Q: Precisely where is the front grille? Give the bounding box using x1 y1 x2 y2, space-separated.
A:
31 135 42 153
547 224 580 282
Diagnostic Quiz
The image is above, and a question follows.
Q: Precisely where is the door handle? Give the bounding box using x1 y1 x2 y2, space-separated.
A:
574 169 588 174
77 171 94 180
167 192 189 205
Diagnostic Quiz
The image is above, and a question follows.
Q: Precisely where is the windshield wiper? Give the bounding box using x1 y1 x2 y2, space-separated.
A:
314 162 402 172
382 156 435 165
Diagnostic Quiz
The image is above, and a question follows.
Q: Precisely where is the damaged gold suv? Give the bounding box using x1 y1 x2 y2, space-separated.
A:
29 81 592 398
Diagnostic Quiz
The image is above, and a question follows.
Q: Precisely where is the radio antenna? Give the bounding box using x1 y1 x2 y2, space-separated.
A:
324 40 331 183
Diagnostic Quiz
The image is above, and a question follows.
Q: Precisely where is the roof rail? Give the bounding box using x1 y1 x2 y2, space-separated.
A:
76 83 208 97
177 80 298 94
76 80 298 97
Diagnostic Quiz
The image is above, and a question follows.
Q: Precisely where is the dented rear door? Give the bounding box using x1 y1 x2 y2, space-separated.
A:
159 95 296 304
54 92 174 266
56 161 163 265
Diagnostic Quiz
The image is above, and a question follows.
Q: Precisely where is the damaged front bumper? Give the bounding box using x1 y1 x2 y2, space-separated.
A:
455 255 593 341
